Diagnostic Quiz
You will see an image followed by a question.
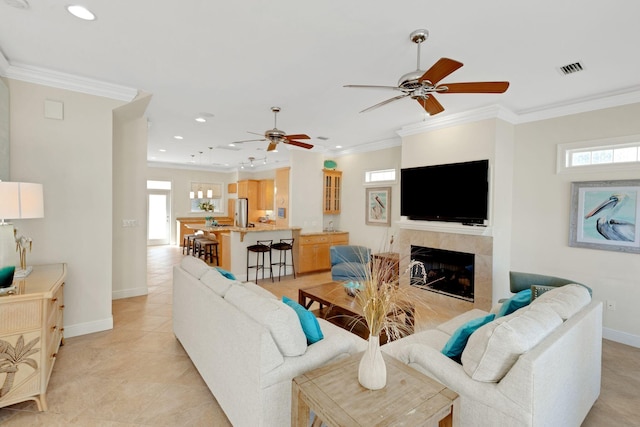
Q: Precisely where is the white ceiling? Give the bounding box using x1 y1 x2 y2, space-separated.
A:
1 0 640 172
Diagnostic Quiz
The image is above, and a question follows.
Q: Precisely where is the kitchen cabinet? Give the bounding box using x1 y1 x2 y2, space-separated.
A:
0 264 66 411
298 232 349 273
323 170 342 214
257 179 274 211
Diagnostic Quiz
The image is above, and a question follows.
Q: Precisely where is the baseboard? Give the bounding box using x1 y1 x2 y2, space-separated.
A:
64 316 113 338
112 286 148 300
603 327 640 348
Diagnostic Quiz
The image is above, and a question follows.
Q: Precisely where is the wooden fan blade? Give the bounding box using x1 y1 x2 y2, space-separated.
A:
284 134 310 140
360 94 410 113
419 58 464 85
438 81 510 93
267 142 278 151
344 84 404 91
417 95 445 116
284 140 314 150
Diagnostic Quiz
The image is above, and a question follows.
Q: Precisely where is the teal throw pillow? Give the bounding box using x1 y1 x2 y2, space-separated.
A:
442 313 495 361
282 296 324 344
498 289 532 317
215 267 236 280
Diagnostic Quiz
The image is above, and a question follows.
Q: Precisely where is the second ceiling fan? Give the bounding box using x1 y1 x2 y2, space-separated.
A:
233 107 313 152
344 29 510 116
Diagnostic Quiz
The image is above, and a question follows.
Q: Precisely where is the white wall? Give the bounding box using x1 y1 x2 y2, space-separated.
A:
8 79 125 337
112 94 152 300
512 102 640 346
334 146 401 251
289 150 324 233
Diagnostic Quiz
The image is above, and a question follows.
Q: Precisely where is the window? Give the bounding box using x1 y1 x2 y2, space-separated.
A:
364 168 397 185
557 135 640 173
190 182 223 213
147 180 171 190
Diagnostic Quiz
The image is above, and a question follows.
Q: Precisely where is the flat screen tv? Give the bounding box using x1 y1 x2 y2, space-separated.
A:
401 159 489 224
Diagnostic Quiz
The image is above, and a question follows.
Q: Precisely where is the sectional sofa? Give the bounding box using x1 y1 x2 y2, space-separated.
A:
382 284 602 426
172 256 366 427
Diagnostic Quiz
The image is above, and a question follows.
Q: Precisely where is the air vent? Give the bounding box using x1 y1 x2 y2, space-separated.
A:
317 136 330 141
558 61 584 75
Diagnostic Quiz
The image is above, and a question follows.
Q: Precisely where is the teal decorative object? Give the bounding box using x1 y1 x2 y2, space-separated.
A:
0 265 15 288
324 160 337 170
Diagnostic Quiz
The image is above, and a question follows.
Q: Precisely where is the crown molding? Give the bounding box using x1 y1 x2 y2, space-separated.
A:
328 137 401 158
514 86 640 123
1 59 137 102
397 105 519 137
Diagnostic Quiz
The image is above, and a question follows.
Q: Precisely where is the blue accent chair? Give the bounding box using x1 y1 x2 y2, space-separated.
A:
330 245 371 282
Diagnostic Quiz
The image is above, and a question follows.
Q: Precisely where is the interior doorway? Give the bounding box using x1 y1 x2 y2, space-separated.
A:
147 180 172 246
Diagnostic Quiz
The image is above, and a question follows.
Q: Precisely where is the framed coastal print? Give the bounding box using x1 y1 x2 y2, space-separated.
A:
366 187 391 226
569 179 640 253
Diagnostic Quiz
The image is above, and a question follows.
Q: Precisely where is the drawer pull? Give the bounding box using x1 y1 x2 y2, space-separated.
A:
51 298 58 303
59 305 65 310
51 353 57 358
51 326 57 332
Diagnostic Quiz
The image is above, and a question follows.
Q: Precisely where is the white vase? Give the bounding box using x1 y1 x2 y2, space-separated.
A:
358 334 387 390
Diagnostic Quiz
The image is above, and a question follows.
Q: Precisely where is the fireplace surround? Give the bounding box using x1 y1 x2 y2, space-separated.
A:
399 226 492 311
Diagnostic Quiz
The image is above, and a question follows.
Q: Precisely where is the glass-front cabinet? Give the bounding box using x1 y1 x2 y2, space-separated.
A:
323 169 342 214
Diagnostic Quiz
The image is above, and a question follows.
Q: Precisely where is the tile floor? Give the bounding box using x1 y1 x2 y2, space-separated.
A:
1 245 638 426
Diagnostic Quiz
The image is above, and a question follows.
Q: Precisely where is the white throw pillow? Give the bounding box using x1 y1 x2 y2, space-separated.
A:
531 284 591 320
225 285 307 356
200 268 238 297
180 256 211 279
461 303 563 382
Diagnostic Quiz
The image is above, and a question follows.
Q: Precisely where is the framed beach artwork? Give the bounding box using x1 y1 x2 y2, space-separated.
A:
569 180 640 253
366 187 391 226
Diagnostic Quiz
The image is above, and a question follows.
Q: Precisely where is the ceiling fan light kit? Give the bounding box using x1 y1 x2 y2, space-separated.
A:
345 28 509 116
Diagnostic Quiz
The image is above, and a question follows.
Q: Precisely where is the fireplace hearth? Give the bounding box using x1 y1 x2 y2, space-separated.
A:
410 245 474 302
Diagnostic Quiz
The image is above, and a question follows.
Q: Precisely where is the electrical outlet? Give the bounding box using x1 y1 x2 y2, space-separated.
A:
606 300 616 311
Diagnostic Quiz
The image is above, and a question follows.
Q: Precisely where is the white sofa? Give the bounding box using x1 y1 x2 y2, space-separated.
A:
383 284 602 427
172 256 367 427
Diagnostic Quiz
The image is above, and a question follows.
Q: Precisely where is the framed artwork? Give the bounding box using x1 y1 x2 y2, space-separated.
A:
366 187 391 226
569 180 640 253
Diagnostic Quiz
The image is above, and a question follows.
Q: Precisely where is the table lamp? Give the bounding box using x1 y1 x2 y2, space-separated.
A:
0 181 44 279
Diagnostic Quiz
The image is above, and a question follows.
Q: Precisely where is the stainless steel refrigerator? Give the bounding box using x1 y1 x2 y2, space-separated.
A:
236 198 248 227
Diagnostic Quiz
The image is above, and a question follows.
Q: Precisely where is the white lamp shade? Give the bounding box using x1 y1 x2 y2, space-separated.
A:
189 191 195 199
197 190 203 198
0 182 44 220
207 189 213 198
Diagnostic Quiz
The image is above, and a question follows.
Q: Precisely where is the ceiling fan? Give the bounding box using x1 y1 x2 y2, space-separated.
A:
344 29 509 116
232 107 313 152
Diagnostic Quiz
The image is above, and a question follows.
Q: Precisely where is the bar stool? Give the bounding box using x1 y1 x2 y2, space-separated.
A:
183 234 196 255
195 238 219 265
270 238 296 281
246 240 273 284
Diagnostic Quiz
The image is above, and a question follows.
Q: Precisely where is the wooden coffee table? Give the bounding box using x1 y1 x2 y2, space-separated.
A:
298 281 414 342
292 351 458 427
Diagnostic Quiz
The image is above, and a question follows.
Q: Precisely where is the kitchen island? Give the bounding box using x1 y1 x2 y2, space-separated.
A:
185 223 301 281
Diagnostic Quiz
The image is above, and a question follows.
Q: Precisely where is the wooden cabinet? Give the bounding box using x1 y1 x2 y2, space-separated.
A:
257 179 274 211
0 263 66 411
323 170 342 214
298 232 349 273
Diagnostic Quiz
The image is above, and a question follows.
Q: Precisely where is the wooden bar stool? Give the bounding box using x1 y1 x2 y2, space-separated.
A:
246 240 273 284
196 238 219 265
183 234 197 255
270 238 296 281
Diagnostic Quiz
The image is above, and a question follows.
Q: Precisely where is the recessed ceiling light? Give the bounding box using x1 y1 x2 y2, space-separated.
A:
228 143 235 147
66 5 96 21
195 117 207 123
159 149 166 152
174 135 184 140
336 145 343 149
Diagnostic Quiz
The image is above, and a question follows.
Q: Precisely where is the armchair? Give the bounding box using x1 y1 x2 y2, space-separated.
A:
330 245 371 282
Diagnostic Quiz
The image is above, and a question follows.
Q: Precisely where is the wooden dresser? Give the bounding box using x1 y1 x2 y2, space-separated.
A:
0 263 66 411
